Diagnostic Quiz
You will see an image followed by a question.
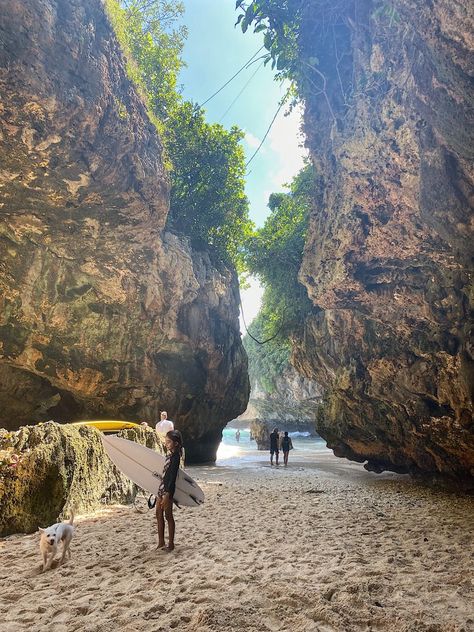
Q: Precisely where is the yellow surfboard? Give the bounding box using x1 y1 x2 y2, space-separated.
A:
71 420 141 433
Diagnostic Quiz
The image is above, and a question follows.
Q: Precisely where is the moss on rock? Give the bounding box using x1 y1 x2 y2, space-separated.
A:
0 422 164 536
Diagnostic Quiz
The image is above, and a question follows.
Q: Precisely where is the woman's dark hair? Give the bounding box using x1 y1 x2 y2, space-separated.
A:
166 429 183 452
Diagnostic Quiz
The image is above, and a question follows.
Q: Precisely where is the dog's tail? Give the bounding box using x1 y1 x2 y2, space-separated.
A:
68 509 75 525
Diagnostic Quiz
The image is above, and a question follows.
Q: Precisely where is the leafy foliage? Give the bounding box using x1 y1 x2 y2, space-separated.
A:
245 163 316 336
235 1 356 116
165 103 252 268
243 308 291 394
106 0 252 265
243 164 318 392
105 0 186 128
235 1 304 80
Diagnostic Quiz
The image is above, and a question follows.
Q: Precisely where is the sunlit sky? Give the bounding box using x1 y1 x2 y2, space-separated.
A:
179 0 307 330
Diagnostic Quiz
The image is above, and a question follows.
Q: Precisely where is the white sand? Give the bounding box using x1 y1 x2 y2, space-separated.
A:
1 452 473 632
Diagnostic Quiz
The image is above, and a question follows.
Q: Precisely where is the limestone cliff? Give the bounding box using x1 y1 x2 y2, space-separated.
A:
0 0 249 462
238 363 322 433
291 0 474 482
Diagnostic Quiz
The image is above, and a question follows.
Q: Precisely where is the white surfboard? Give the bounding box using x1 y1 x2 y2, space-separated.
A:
101 435 204 507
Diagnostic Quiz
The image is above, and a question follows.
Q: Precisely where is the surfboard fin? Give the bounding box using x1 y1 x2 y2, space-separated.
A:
189 494 204 506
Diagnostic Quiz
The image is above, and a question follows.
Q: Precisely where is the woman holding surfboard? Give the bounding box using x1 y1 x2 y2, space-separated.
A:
156 430 183 552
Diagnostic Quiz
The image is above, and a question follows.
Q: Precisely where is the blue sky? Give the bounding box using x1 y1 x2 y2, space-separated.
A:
179 0 307 326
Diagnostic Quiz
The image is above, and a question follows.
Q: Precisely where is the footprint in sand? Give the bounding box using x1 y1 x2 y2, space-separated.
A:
142 603 166 620
2 592 23 603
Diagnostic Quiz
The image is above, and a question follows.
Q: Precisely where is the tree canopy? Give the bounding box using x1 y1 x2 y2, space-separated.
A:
106 0 253 266
165 103 251 269
244 163 316 337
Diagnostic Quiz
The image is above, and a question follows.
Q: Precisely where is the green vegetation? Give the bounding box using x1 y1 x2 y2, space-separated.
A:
105 0 185 133
235 0 304 81
165 103 251 267
243 309 291 394
243 163 317 392
245 163 316 337
231 3 320 387
105 0 252 265
235 1 356 117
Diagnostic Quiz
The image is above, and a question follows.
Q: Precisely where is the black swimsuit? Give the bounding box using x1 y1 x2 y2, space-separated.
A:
270 432 279 454
158 450 180 498
282 437 291 452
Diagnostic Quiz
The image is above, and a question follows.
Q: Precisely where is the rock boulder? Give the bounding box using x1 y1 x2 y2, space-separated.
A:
0 422 162 537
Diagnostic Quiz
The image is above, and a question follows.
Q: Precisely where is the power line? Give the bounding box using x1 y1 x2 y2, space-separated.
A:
219 61 264 122
199 46 265 108
245 88 291 168
239 296 284 345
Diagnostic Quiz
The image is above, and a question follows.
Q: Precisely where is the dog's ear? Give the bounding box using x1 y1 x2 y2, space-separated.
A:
38 527 45 533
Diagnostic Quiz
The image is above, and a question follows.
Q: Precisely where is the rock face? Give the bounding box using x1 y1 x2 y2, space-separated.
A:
0 0 249 462
238 364 322 433
0 422 163 537
292 0 474 481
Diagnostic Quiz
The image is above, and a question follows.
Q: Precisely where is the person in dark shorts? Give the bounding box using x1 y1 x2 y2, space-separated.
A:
269 427 280 466
156 429 183 552
281 431 294 466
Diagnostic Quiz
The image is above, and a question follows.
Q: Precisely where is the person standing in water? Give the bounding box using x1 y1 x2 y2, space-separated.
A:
269 427 280 466
156 429 182 552
281 431 294 466
235 429 241 442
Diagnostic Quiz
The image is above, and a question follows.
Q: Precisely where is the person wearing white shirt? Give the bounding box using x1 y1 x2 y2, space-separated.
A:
155 411 174 435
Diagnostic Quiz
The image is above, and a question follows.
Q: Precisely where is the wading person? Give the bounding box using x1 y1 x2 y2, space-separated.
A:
156 430 182 552
269 427 280 466
281 431 293 466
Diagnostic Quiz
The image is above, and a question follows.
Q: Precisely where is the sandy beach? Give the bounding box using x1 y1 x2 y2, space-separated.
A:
1 450 473 632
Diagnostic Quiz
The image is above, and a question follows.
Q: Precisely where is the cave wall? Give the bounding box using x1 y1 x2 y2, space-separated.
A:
0 0 249 462
292 0 473 480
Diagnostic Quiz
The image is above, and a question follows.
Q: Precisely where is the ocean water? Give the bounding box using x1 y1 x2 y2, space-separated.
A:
216 426 331 467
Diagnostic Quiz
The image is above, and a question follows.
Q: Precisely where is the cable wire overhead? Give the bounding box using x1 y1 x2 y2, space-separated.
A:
199 46 265 108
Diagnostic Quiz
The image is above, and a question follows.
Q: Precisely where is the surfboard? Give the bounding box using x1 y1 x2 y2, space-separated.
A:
101 435 204 507
71 420 141 433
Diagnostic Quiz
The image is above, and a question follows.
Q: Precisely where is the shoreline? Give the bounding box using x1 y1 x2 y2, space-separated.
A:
1 451 473 632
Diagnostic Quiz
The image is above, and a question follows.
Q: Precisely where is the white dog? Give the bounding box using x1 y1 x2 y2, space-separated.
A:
38 510 74 571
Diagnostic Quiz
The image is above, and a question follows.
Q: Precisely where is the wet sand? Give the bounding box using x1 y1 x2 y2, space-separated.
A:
1 452 473 632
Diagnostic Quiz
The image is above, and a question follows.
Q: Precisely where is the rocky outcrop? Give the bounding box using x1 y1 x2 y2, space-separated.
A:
249 419 270 451
0 0 249 462
291 0 474 481
238 364 322 433
0 422 163 536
